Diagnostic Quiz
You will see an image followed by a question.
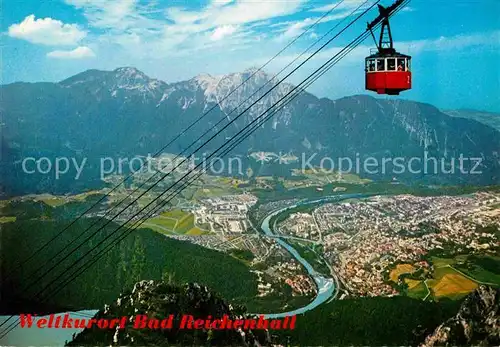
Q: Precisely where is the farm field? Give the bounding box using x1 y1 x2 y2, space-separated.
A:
430 255 500 286
453 255 500 286
144 209 210 235
426 266 478 299
38 196 68 207
389 263 416 282
394 254 500 301
29 191 104 207
0 216 16 223
193 186 237 199
406 280 428 299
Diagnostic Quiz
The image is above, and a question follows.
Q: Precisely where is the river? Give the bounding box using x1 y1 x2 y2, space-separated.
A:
0 194 365 345
259 193 366 318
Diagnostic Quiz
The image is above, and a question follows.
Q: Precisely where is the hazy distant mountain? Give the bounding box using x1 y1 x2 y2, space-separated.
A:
444 109 500 132
2 67 500 195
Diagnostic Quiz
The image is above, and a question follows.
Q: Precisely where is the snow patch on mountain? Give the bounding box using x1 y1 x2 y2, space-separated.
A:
112 67 166 96
192 73 223 103
210 69 297 127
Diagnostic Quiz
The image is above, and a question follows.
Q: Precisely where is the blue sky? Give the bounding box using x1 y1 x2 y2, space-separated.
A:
3 0 500 112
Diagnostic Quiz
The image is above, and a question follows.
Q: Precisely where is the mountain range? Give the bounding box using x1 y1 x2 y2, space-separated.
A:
444 109 500 132
1 67 500 196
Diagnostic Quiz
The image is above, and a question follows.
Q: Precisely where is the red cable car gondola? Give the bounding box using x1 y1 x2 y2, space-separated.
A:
365 3 411 95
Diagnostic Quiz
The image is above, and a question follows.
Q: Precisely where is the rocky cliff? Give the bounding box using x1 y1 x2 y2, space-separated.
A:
67 280 271 346
421 285 499 346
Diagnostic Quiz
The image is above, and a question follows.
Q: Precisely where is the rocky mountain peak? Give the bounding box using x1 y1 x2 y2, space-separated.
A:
111 67 165 93
243 66 260 73
224 69 274 87
113 66 146 77
190 73 222 94
58 69 109 87
59 67 167 98
67 280 271 346
241 67 272 81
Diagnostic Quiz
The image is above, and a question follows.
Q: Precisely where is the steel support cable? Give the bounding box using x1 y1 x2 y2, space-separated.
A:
0 0 386 336
8 0 378 306
47 0 411 310
33 1 385 306
0 0 414 338
41 33 374 310
7 3 367 309
110 0 410 238
0 0 381 336
45 28 381 310
3 0 349 280
3 0 363 294
135 28 379 234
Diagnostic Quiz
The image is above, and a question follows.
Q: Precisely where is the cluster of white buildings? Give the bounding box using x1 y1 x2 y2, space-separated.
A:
278 212 320 241
194 194 258 234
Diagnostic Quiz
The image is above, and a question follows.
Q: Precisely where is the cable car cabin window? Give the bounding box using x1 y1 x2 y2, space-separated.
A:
387 58 396 71
376 59 385 72
397 58 405 71
367 59 375 72
407 58 411 71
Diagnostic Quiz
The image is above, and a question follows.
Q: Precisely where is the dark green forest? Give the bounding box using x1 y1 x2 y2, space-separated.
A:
277 296 461 346
0 218 259 314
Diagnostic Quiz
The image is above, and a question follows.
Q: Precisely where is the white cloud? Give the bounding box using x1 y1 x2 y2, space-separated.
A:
8 14 86 46
211 25 238 41
321 31 500 64
65 0 165 34
165 7 211 25
275 9 353 41
64 0 307 58
280 18 316 39
163 0 307 37
401 7 415 12
210 1 306 26
319 10 362 23
310 0 369 13
210 0 235 7
47 46 96 59
398 30 500 54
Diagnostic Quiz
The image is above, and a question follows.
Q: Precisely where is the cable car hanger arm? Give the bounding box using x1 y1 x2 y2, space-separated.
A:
367 0 405 54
